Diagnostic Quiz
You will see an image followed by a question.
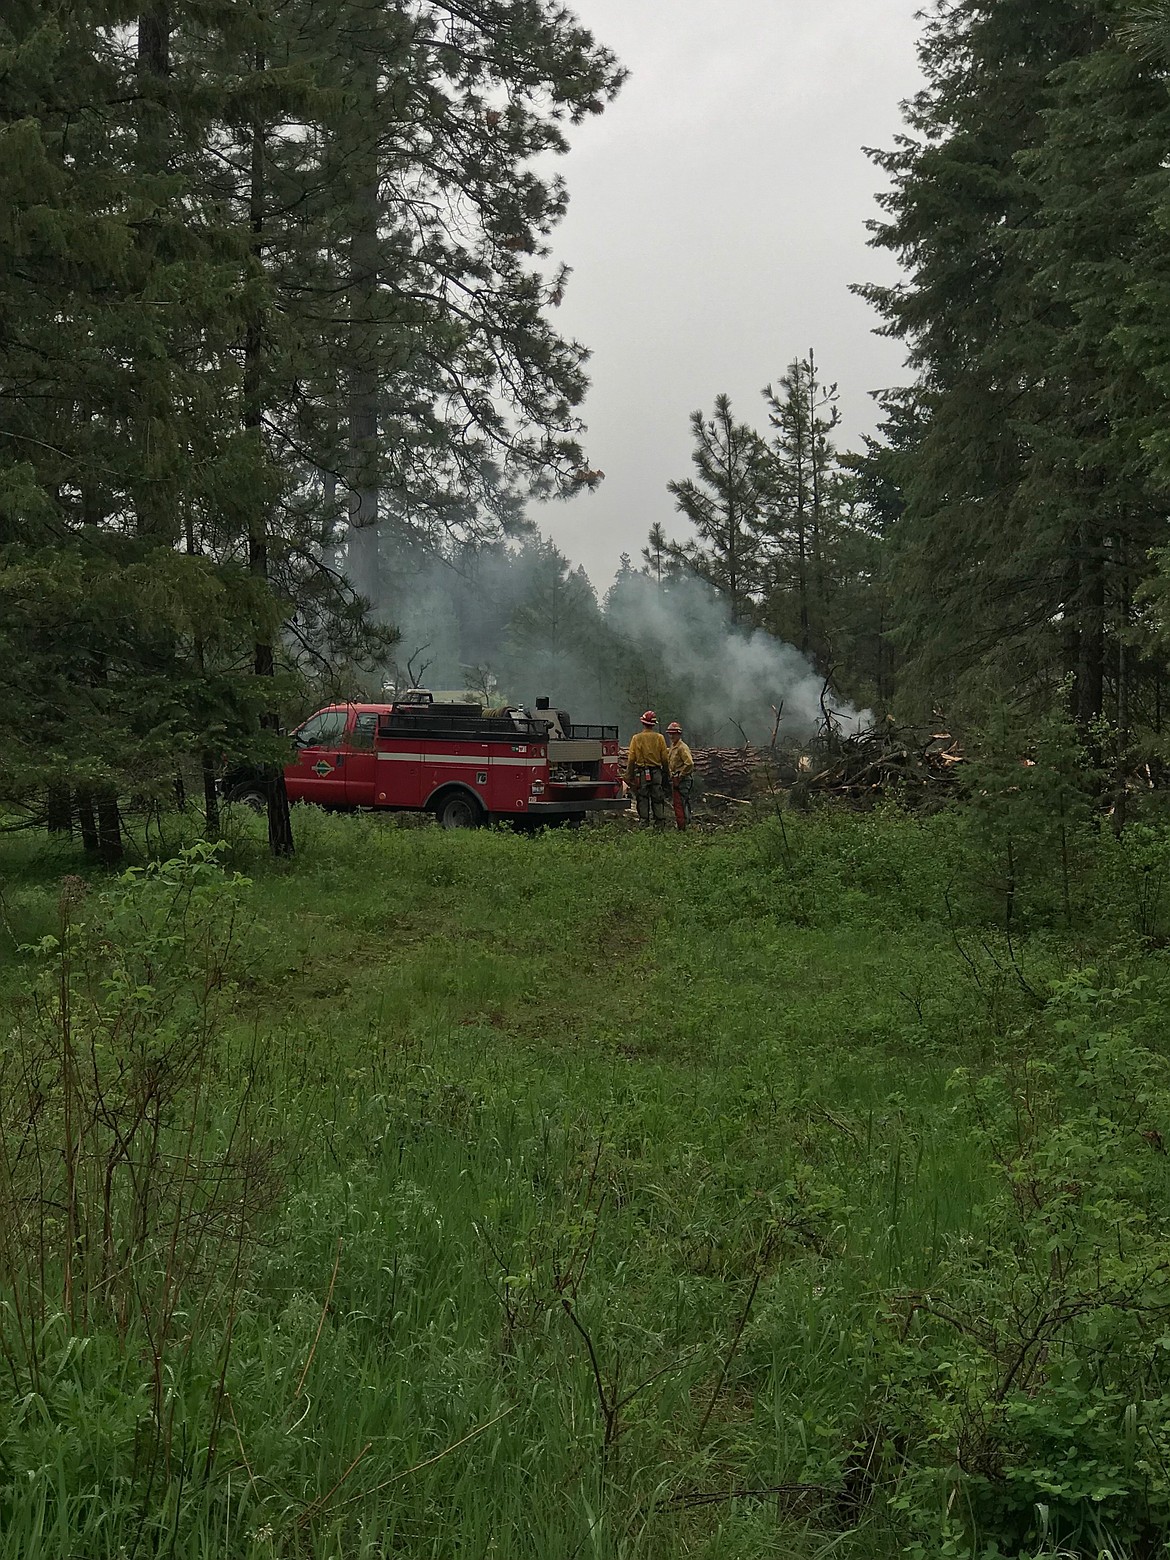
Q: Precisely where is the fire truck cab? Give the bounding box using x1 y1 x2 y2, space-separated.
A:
224 694 627 828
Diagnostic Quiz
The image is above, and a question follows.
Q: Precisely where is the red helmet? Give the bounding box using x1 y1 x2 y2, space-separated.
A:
667 722 683 734
640 710 657 726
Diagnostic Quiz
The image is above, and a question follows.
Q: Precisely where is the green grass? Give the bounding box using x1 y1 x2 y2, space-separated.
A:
1 805 1169 1558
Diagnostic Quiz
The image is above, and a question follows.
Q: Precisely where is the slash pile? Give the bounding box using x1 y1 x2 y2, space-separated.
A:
621 725 965 810
786 723 965 796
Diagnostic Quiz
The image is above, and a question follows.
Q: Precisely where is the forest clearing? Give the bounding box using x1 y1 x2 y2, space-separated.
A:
3 800 1170 1559
10 0 1170 1555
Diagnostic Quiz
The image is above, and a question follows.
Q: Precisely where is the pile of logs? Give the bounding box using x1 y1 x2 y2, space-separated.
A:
617 745 766 800
691 746 763 797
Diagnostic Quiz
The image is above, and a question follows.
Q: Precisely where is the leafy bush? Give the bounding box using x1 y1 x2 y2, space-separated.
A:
0 844 278 1490
879 973 1170 1558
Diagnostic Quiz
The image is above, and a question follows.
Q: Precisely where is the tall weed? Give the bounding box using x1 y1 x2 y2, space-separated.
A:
0 844 277 1482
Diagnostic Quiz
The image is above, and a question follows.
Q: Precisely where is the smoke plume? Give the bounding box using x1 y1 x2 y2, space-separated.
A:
360 532 868 746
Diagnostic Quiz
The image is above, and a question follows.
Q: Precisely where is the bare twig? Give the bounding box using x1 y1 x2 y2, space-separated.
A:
293 1237 343 1402
696 1234 775 1444
332 1406 514 1513
297 1440 374 1529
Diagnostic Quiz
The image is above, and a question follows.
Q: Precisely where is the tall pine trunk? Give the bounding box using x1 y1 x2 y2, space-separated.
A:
185 487 221 840
244 52 293 858
201 756 221 838
808 349 825 642
1073 513 1106 731
795 441 810 655
46 786 73 835
96 793 123 867
347 126 381 606
138 7 169 83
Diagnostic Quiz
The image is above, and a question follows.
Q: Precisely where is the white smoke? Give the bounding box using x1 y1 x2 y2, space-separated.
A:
356 530 868 745
600 570 869 746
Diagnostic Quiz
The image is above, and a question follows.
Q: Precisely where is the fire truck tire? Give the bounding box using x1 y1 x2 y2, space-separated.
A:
435 790 485 830
225 782 268 814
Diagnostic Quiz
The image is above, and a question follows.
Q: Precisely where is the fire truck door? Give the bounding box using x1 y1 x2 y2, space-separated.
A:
343 712 379 806
288 708 350 805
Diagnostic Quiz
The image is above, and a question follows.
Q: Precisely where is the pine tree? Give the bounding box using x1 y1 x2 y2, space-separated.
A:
862 0 1170 735
0 4 285 855
641 523 669 588
215 0 626 606
760 353 842 657
1015 23 1170 736
860 0 1112 720
665 395 766 621
503 539 601 700
599 566 689 731
191 0 624 764
0 3 625 852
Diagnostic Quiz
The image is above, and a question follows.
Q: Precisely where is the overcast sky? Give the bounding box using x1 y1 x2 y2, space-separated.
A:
535 0 926 590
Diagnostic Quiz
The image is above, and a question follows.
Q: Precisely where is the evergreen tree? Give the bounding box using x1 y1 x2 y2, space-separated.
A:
640 521 687 589
760 353 842 658
0 4 284 855
0 2 625 853
642 523 669 588
598 566 689 731
862 0 1170 730
1016 24 1170 736
665 395 766 621
502 539 602 703
202 0 625 607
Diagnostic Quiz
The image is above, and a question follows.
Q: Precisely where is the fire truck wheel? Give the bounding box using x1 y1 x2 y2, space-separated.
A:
225 782 268 814
435 791 485 830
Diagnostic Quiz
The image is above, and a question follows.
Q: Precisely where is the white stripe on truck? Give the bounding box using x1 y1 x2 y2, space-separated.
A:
376 751 546 768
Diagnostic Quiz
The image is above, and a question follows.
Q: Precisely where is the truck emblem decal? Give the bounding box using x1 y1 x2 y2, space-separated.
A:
476 771 488 785
312 759 333 778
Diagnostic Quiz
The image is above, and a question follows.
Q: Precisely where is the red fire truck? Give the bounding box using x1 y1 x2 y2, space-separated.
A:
223 692 628 828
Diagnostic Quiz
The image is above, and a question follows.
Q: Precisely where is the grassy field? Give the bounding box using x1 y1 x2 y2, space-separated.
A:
2 804 1170 1559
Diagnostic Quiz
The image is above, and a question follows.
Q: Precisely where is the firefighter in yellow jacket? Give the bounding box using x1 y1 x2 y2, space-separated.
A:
666 721 695 830
625 710 671 825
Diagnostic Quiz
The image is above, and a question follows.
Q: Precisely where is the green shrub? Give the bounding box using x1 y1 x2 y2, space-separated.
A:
0 844 278 1511
880 972 1170 1558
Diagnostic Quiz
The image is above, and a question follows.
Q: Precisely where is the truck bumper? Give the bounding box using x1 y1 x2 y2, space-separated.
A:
526 798 630 816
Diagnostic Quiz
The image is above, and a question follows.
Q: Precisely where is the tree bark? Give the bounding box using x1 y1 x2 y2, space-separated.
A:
347 122 381 606
201 753 221 838
1073 515 1105 730
808 348 825 640
1117 531 1130 744
138 6 170 82
794 398 810 655
96 793 123 867
244 60 294 858
46 786 73 835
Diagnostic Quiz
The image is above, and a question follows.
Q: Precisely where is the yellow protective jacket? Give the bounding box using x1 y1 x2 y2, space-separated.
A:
668 740 695 781
625 729 670 784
